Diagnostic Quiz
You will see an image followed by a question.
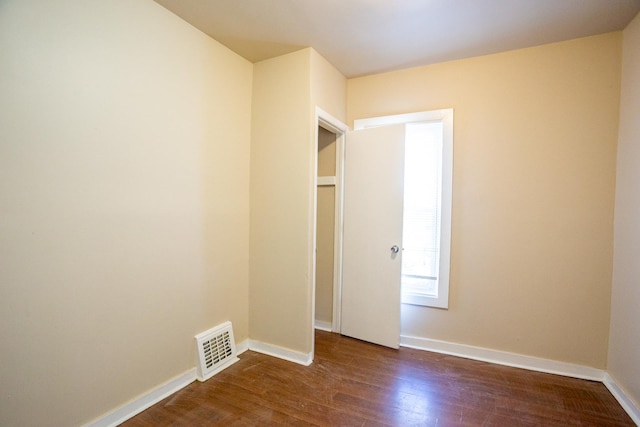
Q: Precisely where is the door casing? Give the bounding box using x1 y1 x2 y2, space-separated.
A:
310 107 348 358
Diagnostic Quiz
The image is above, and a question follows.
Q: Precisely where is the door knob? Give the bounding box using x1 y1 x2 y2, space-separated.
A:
391 245 400 253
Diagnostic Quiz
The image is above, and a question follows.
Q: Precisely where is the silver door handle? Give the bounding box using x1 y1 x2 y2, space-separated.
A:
391 245 399 253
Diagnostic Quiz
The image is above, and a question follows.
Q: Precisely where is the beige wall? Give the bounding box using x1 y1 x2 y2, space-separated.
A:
348 33 622 368
310 51 346 344
318 127 338 176
0 1 252 426
315 185 336 324
250 48 345 355
311 50 348 124
4 0 628 422
249 49 314 352
609 12 640 405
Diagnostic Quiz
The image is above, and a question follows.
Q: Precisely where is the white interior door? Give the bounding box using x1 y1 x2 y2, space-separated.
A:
341 124 405 349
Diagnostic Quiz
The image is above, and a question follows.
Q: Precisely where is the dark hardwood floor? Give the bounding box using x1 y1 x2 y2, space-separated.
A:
122 330 634 426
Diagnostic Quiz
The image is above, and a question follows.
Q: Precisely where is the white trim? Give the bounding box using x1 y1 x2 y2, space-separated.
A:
249 339 313 366
402 335 640 423
603 373 640 425
434 110 453 309
315 107 347 336
332 130 346 332
331 128 345 333
236 339 250 355
310 113 320 365
317 176 336 186
400 335 604 381
314 320 333 332
354 109 452 130
316 107 349 134
84 368 196 427
84 337 640 427
355 109 454 309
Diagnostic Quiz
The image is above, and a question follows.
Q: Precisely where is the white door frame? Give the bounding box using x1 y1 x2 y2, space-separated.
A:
311 107 348 345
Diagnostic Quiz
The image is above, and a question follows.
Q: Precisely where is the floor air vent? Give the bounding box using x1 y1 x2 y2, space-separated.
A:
195 321 239 382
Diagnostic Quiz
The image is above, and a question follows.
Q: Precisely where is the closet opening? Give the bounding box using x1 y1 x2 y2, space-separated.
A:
311 109 347 354
315 125 338 332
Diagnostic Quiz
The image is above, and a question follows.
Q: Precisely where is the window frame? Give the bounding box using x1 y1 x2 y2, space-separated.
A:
354 109 453 309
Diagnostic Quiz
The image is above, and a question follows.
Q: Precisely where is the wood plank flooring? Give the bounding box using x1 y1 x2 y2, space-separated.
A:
122 331 634 426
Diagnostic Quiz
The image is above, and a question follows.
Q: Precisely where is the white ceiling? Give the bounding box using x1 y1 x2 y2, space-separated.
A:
153 0 640 78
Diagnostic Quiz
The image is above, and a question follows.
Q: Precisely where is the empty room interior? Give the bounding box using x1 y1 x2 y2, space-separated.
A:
1 0 640 425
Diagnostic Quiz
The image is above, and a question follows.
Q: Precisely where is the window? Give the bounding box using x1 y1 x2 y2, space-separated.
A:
354 109 453 309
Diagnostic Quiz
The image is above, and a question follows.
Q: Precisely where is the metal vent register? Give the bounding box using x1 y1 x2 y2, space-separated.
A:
195 321 239 382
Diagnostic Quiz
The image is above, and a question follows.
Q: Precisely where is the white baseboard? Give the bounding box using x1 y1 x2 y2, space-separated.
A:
83 337 306 427
603 373 640 425
85 336 639 427
400 335 604 381
401 335 640 424
236 338 250 355
314 320 332 332
249 339 313 366
84 368 196 427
